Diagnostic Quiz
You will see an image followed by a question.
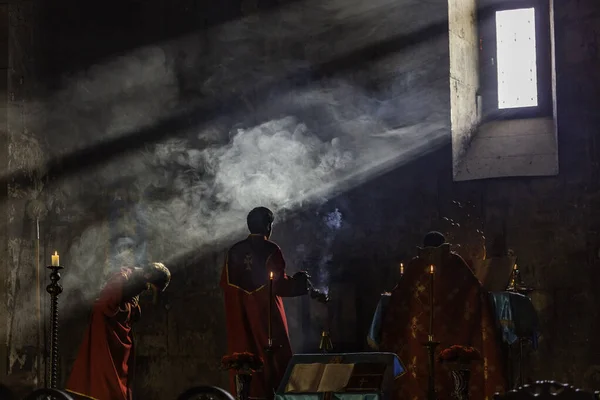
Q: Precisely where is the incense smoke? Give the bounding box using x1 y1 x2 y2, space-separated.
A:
314 208 343 294
22 0 451 310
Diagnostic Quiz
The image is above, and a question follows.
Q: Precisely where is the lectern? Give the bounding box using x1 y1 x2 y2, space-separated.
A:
276 353 404 400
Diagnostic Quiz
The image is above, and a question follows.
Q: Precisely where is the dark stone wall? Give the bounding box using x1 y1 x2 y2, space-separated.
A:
1 0 600 398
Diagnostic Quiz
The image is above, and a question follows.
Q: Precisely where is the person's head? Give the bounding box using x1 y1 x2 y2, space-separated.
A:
423 231 446 248
247 207 275 238
142 262 171 292
122 262 171 302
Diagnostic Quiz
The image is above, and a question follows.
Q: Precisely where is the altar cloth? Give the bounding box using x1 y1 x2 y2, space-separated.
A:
367 294 391 350
276 353 404 400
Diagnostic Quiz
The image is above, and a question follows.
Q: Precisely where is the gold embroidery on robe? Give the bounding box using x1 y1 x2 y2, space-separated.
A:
482 319 489 342
409 356 418 379
410 316 425 339
414 283 426 299
244 254 253 270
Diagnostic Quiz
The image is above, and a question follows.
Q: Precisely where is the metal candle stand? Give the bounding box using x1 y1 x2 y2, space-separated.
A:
506 263 534 389
46 265 64 389
319 296 334 353
319 331 333 353
423 335 440 400
424 266 438 400
264 342 281 400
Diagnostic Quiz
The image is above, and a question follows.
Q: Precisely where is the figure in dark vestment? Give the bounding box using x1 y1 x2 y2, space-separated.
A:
381 232 506 400
66 262 171 400
221 207 325 400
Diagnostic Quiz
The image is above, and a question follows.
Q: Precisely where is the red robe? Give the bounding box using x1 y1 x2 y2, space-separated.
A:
66 268 140 400
381 253 506 400
221 234 305 400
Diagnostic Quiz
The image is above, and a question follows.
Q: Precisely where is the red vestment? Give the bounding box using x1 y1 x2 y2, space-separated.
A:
381 253 506 400
66 268 140 400
221 234 305 400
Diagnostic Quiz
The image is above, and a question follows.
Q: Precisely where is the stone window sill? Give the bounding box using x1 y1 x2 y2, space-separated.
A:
453 117 558 181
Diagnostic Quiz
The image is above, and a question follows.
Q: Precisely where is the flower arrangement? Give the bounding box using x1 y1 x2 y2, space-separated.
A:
221 352 264 374
438 345 481 365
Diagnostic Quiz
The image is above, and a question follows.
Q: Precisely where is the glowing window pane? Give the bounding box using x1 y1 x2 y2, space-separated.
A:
495 8 538 109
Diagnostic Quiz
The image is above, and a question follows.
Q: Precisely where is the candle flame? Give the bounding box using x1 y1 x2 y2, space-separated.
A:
54 251 58 256
270 271 274 279
430 265 435 274
400 263 404 274
513 264 518 270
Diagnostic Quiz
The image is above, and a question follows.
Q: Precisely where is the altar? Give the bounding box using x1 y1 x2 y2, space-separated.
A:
276 353 404 400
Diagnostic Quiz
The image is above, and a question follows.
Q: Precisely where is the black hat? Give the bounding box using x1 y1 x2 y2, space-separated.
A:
423 231 446 248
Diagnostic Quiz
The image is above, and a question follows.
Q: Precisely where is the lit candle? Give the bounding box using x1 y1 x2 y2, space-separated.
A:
429 265 434 336
51 251 60 267
268 271 273 346
400 263 404 276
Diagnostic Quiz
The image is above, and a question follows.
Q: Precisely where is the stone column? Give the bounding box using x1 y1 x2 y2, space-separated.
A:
5 0 44 391
0 0 9 383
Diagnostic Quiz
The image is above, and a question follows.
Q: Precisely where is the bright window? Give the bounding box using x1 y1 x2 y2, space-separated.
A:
495 8 538 109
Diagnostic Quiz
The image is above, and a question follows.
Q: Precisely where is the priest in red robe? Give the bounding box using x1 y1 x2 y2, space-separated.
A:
221 207 324 400
381 232 506 400
66 262 171 400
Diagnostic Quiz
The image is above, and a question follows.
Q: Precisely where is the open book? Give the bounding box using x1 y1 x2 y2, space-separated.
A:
285 363 355 393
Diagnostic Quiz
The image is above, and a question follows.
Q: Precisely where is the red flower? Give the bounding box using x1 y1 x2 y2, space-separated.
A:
221 352 264 373
438 345 482 364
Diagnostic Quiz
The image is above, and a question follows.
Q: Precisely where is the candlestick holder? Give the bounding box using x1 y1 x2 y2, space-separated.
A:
423 335 440 400
319 330 333 353
264 342 282 400
506 264 534 295
46 265 64 389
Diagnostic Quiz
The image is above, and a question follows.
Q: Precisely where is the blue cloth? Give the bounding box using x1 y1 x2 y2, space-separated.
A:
276 353 404 400
489 292 540 349
367 294 391 350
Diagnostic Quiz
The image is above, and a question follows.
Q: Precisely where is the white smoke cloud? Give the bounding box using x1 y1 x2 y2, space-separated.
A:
24 0 452 311
59 95 446 303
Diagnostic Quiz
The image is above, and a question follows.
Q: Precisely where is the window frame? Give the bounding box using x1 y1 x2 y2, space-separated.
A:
478 0 553 121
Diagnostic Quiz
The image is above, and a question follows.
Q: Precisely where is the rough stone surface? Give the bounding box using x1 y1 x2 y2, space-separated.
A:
1 0 600 398
448 0 478 173
453 0 560 181
456 117 559 180
0 2 8 381
4 0 45 390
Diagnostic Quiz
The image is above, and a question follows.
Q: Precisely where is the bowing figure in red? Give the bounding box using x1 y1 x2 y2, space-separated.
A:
221 207 324 400
66 262 171 400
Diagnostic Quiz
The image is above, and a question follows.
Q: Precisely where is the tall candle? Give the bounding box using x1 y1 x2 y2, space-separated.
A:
51 251 60 267
400 263 404 276
429 265 434 336
268 271 273 345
